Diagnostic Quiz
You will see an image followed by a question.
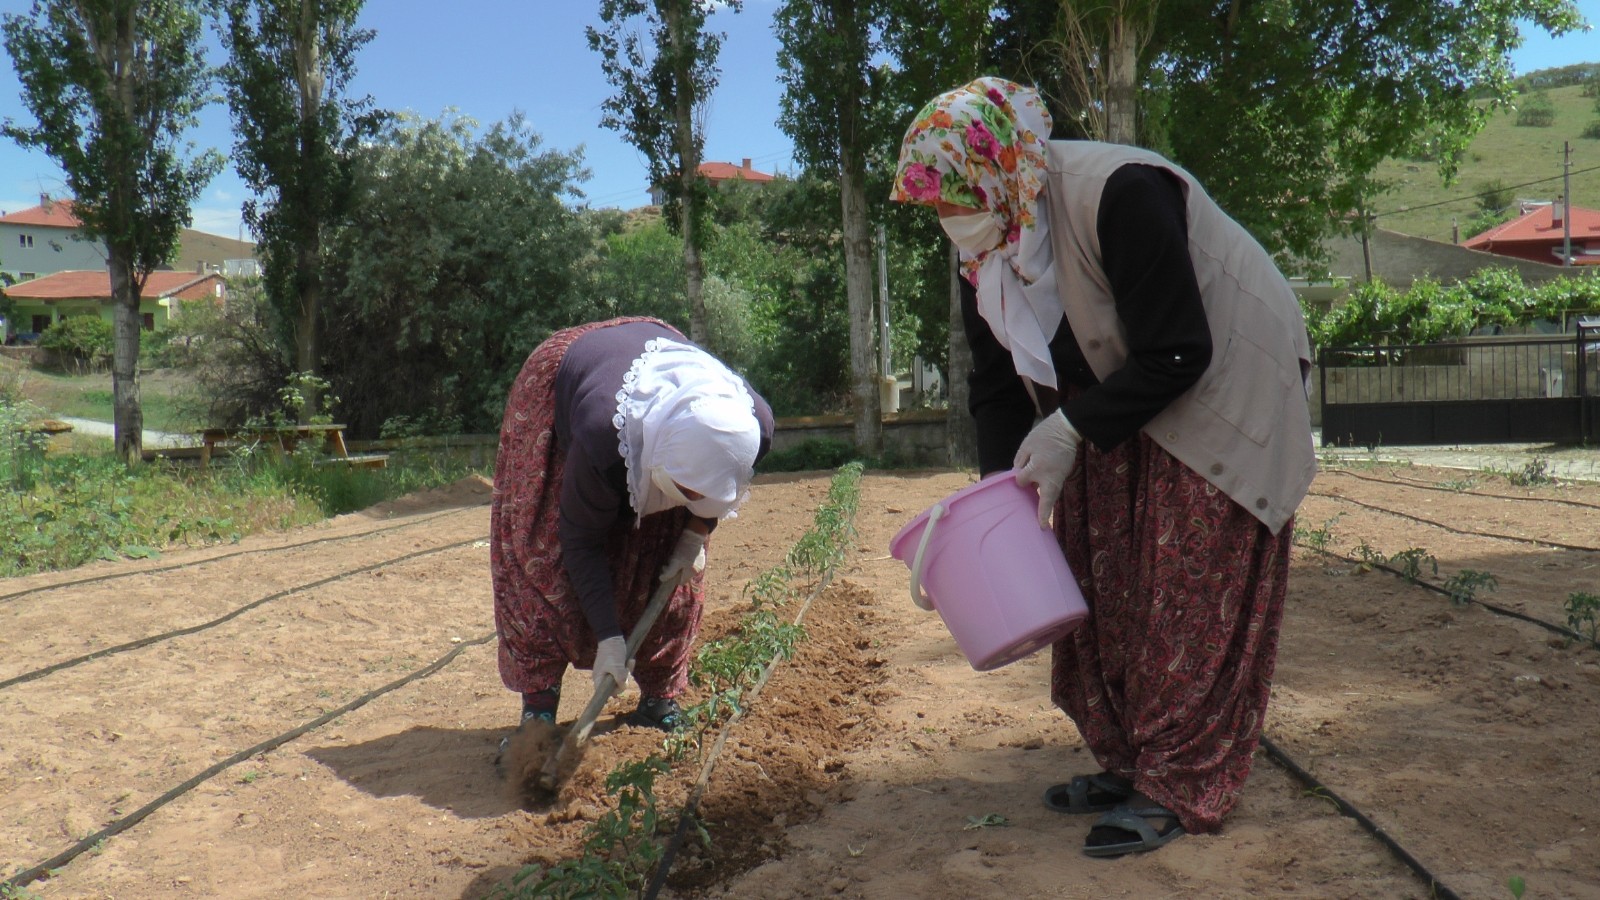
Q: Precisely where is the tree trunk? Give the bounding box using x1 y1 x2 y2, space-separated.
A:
666 1 707 344
294 2 325 421
1104 13 1139 145
945 246 976 468
108 253 144 465
839 144 882 455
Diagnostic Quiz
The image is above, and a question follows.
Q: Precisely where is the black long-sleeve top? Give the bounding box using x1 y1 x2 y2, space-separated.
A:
965 164 1213 475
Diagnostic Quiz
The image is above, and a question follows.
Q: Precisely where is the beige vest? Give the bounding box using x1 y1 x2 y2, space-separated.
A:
1043 141 1315 534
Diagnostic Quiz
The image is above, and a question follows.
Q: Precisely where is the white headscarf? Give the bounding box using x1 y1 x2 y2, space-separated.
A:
891 76 1063 388
613 337 760 522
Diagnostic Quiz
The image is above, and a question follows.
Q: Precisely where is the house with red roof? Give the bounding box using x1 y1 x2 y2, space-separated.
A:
648 157 776 205
1461 202 1600 267
3 269 227 344
0 197 108 280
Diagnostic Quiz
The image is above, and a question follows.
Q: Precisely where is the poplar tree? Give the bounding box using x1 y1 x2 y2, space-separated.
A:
3 0 221 462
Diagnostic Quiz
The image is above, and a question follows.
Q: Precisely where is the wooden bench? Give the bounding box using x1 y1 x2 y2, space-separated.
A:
196 424 386 469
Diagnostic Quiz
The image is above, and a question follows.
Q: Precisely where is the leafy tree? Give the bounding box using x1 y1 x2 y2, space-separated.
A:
775 0 886 453
3 0 222 462
587 0 742 345
316 113 597 436
1151 0 1585 267
215 0 375 421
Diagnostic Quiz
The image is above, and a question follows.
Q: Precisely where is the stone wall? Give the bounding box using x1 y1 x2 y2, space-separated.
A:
1320 228 1572 289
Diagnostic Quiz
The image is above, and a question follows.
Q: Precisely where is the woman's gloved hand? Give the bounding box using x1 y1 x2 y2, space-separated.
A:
658 529 707 586
1013 409 1083 528
593 635 633 690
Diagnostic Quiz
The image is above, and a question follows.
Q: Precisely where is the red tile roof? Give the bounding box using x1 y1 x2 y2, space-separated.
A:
0 199 85 228
697 159 774 183
1464 203 1600 247
4 270 225 301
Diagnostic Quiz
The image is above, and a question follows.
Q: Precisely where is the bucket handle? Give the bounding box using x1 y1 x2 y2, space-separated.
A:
908 502 945 611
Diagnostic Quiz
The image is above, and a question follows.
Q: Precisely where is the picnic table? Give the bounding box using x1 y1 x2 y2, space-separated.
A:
197 424 387 469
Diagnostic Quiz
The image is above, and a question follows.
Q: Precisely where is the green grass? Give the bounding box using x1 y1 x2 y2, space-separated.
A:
1371 83 1600 243
1 359 197 432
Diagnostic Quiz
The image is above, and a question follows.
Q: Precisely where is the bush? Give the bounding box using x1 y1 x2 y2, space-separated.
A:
755 438 860 473
1516 106 1556 127
1582 120 1600 140
38 316 112 371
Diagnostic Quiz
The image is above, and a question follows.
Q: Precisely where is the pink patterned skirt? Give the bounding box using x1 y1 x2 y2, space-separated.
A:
490 318 703 700
1049 430 1291 833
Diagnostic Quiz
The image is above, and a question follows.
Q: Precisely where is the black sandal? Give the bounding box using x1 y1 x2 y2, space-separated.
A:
1083 803 1186 857
1042 772 1134 814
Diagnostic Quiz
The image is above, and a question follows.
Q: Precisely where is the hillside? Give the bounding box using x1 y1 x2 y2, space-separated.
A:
1372 80 1600 243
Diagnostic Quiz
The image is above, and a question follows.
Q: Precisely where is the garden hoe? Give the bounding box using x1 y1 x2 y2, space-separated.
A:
506 576 678 804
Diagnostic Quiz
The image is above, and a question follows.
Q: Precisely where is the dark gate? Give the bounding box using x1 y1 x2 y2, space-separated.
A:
1319 325 1600 447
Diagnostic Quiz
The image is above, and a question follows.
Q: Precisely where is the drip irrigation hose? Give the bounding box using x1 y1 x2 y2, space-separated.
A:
0 504 485 605
1258 734 1463 900
0 631 497 892
1323 467 1600 511
1306 489 1600 553
0 535 487 691
644 567 837 900
1298 543 1599 650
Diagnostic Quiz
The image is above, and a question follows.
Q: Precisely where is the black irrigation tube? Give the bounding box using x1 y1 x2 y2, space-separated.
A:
0 535 487 691
1306 489 1600 553
1323 466 1600 512
0 631 497 892
0 503 487 606
1300 542 1599 650
1257 734 1463 900
645 567 838 900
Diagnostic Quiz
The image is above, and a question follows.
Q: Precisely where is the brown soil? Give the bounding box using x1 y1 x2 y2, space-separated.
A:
4 464 1600 899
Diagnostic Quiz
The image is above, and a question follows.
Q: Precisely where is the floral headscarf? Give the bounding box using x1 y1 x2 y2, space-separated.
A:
892 77 1064 389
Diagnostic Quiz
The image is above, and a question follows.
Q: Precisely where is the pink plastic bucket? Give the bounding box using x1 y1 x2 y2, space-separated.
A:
889 470 1088 671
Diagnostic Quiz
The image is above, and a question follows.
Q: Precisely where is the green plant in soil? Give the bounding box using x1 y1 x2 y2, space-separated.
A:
1353 540 1386 572
493 463 863 898
1293 513 1342 552
1564 592 1600 643
1507 456 1555 487
1443 569 1498 607
1387 547 1438 584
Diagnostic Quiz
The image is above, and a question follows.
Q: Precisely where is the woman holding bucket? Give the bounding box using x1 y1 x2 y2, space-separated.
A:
890 78 1314 857
491 317 773 740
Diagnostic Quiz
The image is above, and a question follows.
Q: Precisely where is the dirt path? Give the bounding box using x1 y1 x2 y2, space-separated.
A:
4 465 1599 898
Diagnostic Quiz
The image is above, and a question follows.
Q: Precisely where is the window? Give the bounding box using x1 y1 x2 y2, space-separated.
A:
18 272 36 282
18 234 34 249
141 313 155 331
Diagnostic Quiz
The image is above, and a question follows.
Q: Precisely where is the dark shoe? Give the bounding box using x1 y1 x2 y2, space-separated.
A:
1083 803 1186 858
628 696 682 732
497 706 558 759
1042 772 1135 815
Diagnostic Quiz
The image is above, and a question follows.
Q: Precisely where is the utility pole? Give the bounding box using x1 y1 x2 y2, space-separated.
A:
1562 141 1573 267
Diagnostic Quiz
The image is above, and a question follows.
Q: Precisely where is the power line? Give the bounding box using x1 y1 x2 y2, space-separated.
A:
1374 161 1600 219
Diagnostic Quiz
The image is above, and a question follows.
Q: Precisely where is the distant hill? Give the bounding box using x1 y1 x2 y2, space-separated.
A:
170 228 255 274
1370 76 1600 245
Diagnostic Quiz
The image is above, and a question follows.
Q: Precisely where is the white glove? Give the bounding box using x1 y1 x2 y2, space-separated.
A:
1013 409 1083 529
593 635 633 690
658 529 707 586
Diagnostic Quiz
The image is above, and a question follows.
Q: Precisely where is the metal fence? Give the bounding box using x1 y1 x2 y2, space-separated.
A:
1319 324 1599 446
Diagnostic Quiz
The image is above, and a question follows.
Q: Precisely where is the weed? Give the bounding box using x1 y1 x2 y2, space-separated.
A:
963 813 1010 830
1388 547 1438 583
1564 592 1600 642
1507 456 1555 487
1443 570 1498 607
1508 875 1527 898
238 771 260 784
1438 476 1479 492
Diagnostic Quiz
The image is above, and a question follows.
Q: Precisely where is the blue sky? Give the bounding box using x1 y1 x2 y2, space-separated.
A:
1 0 1597 240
